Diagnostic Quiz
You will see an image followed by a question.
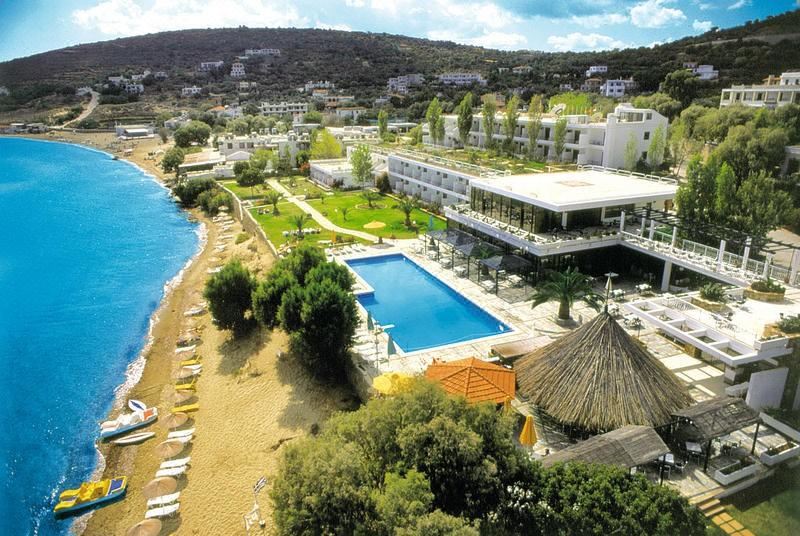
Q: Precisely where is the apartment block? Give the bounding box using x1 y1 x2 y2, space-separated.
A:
585 65 608 78
437 72 487 86
429 104 667 169
720 71 800 108
258 101 309 120
198 61 224 71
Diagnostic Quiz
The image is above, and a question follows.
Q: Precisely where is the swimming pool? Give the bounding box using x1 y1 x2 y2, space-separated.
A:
346 254 510 352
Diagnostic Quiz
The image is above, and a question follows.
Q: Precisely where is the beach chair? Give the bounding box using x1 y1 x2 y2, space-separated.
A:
180 358 202 367
172 402 200 413
146 492 181 508
174 377 197 391
172 434 193 444
145 503 180 519
160 457 191 469
174 345 196 354
155 465 188 478
167 428 195 440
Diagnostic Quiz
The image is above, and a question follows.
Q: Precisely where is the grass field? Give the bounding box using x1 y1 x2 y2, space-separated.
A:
306 191 446 239
717 465 800 536
221 180 273 202
277 176 327 198
250 202 364 248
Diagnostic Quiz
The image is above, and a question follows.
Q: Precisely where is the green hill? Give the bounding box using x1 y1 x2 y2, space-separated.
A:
1 9 799 109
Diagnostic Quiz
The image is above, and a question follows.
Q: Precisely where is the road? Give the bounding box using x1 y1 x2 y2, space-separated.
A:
63 90 100 127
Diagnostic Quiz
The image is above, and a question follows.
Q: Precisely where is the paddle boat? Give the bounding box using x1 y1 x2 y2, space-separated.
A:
112 431 155 446
53 477 127 516
99 406 158 440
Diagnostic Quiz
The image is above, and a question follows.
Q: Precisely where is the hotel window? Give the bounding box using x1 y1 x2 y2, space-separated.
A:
646 113 652 120
643 131 650 140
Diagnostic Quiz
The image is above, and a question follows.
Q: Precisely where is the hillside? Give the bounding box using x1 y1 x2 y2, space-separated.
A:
1 9 799 106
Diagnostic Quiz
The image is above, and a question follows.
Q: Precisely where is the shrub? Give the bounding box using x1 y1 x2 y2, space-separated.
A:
376 172 392 194
251 267 297 328
235 232 249 245
195 189 230 215
751 278 786 294
699 283 727 302
777 314 800 333
765 442 796 456
720 457 755 475
172 177 217 206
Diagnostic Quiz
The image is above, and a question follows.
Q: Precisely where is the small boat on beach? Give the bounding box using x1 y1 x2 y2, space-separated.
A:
112 431 156 446
53 477 127 516
128 399 147 412
100 407 158 440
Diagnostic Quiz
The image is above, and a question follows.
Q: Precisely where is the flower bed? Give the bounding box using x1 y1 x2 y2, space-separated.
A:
713 457 759 485
760 441 800 466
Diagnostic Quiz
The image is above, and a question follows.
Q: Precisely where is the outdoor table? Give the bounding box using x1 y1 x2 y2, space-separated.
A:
611 289 625 300
454 266 467 277
635 283 651 293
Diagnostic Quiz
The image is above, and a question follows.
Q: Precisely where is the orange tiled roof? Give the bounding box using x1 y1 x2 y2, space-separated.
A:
425 357 515 404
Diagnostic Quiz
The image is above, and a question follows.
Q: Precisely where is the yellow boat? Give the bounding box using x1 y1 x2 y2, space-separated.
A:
54 477 127 516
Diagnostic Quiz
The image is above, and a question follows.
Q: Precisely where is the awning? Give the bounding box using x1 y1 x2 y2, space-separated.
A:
541 425 669 469
672 396 760 442
479 254 533 274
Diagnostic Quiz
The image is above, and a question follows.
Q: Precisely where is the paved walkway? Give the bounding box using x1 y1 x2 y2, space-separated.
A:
267 179 378 242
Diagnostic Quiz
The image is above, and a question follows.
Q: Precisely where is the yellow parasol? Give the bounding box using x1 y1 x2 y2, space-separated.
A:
142 477 177 499
363 220 386 230
519 415 537 447
126 519 162 536
372 372 413 396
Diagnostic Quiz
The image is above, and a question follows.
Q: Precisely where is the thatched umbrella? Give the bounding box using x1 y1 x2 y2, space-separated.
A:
142 477 177 499
160 412 189 430
127 519 162 536
515 312 692 433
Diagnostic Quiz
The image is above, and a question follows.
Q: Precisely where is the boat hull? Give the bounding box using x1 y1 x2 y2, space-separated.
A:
54 477 127 517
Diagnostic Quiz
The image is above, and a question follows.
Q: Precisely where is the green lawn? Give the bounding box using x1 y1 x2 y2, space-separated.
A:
221 180 273 202
278 176 327 198
250 202 364 248
719 465 800 536
307 191 446 239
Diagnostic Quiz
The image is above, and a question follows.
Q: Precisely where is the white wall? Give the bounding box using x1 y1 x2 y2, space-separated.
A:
746 367 789 411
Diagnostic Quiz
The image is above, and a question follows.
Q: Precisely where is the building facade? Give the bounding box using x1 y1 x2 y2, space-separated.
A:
387 73 424 94
181 86 203 97
198 61 224 71
258 101 309 120
585 65 608 77
428 104 667 169
720 71 800 108
230 63 246 78
216 132 310 161
437 72 487 86
244 48 280 57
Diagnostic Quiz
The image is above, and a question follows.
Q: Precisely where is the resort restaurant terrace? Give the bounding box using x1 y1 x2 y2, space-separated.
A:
445 167 800 290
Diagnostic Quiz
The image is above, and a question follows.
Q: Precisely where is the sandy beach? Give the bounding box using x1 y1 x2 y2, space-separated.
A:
14 132 356 535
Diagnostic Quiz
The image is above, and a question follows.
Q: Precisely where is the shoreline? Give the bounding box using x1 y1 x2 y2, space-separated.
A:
9 131 356 535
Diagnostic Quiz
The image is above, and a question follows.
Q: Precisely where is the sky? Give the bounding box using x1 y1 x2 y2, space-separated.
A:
0 0 798 62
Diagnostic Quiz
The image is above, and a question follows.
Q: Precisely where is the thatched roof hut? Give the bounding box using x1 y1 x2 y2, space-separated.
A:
516 312 692 432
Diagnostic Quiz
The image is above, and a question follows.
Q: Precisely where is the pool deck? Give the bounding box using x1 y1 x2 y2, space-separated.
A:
333 239 795 502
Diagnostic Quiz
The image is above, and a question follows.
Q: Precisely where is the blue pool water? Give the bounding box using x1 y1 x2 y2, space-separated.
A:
346 254 510 352
0 138 200 535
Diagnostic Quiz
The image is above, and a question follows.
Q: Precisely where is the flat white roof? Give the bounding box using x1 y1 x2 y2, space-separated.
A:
472 169 677 212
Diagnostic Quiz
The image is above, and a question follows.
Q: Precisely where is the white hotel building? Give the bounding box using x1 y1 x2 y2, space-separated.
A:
720 71 800 108
437 72 487 86
258 101 309 120
428 104 667 170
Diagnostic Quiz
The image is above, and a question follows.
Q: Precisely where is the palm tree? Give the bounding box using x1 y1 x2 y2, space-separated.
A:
264 190 284 215
394 195 419 227
361 190 380 209
530 267 602 321
289 213 311 237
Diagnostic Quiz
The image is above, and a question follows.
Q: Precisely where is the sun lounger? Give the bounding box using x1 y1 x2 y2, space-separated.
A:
155 465 188 478
146 492 181 508
183 364 203 373
174 345 196 354
160 457 191 469
174 380 196 391
180 358 201 367
172 434 193 444
172 403 200 413
167 428 195 439
145 503 180 519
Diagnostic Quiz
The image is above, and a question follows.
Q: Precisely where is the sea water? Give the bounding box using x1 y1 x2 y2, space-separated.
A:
0 138 200 535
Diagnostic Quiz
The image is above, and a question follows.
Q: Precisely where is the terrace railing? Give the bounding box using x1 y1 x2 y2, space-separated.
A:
576 165 677 185
370 145 511 178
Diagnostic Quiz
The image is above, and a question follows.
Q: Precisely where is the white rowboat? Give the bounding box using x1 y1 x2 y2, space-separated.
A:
112 431 155 445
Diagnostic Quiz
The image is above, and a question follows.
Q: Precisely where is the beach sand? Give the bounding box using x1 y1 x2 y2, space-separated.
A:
13 132 356 535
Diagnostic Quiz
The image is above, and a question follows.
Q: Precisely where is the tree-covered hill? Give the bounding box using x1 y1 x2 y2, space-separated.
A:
1 9 799 109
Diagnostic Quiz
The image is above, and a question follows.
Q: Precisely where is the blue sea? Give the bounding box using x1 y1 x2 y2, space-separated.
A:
0 138 200 535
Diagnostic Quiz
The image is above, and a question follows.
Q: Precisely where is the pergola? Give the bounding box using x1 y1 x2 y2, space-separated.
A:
672 396 761 472
426 228 479 263
478 254 534 294
541 425 669 470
